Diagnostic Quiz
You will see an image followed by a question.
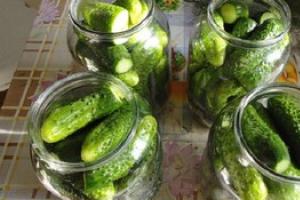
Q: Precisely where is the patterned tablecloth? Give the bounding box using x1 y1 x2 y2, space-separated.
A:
0 0 299 199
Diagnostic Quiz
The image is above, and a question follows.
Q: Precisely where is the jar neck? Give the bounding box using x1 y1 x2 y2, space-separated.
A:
28 72 140 173
234 83 300 184
207 0 291 48
69 0 155 41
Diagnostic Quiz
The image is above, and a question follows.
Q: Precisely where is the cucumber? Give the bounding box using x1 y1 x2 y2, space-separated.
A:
242 105 290 173
249 18 284 40
219 0 249 24
114 0 146 26
213 12 225 29
106 45 133 74
212 104 268 200
266 165 300 200
268 94 300 166
81 107 135 162
205 78 245 118
232 17 257 38
153 24 169 48
189 39 206 72
85 181 115 200
83 2 129 33
117 70 139 87
259 12 278 24
224 18 288 90
154 54 169 90
190 67 216 101
84 115 158 194
200 19 227 67
41 86 125 143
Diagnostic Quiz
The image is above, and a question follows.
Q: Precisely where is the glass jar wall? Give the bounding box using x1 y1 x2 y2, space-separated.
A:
188 0 291 126
199 84 300 200
28 72 161 200
67 0 170 111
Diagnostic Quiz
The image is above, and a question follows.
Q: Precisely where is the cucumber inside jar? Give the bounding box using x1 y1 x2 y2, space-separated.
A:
40 84 160 200
69 0 170 108
188 0 290 123
210 88 300 200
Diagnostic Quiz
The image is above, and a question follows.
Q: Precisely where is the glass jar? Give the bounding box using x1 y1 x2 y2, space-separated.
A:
27 72 161 200
67 0 170 111
199 84 300 200
188 0 291 126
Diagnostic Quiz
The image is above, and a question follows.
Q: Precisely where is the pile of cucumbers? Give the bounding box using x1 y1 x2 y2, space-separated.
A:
188 0 290 119
212 93 300 200
41 83 159 200
74 0 169 102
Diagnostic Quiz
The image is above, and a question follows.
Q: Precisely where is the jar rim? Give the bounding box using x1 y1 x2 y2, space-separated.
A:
234 83 300 184
69 0 154 40
27 72 140 173
207 0 291 48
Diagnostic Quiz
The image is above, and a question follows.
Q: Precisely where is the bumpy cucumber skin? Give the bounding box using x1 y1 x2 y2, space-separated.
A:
266 165 300 200
232 17 257 38
219 0 249 24
212 103 268 200
81 107 135 162
41 88 124 143
86 182 115 200
83 2 129 32
268 94 300 166
84 115 158 195
242 105 290 173
205 78 245 118
224 18 288 90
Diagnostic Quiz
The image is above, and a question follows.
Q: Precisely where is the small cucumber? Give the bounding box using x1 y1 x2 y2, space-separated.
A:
81 107 135 162
117 70 140 87
242 105 290 173
268 94 300 166
259 12 278 24
84 115 158 194
41 86 125 143
249 18 284 40
114 0 146 26
85 181 115 200
219 0 249 24
106 45 133 74
232 17 257 38
83 2 129 33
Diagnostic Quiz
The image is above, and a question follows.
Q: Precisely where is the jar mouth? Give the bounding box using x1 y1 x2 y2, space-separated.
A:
69 0 154 40
27 72 139 173
208 0 291 48
234 83 300 184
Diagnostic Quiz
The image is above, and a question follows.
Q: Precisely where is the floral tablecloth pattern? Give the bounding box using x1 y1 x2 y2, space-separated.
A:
0 0 299 199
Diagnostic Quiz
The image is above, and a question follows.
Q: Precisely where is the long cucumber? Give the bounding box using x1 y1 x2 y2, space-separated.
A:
41 86 125 143
84 115 158 195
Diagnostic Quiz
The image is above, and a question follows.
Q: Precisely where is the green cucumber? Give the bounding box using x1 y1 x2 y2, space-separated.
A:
268 94 300 166
200 19 227 67
242 105 290 173
83 2 129 33
219 0 249 24
41 86 125 143
232 17 257 38
81 107 135 162
154 54 169 89
106 45 133 74
117 70 139 87
189 39 206 72
266 165 300 200
84 115 158 194
114 0 145 26
259 12 278 24
212 104 268 200
85 181 115 200
249 18 284 40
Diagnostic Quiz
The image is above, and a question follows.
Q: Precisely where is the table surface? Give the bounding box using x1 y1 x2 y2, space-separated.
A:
0 0 300 199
